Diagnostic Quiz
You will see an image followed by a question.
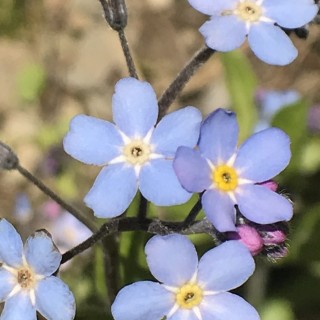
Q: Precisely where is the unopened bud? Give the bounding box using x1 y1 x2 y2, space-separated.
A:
0 142 19 170
101 0 128 31
258 224 287 245
258 180 278 192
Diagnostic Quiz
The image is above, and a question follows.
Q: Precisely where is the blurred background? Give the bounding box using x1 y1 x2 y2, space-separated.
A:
0 0 320 319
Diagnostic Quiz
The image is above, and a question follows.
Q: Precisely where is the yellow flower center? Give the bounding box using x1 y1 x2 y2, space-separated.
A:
236 1 262 22
17 267 35 289
176 284 203 309
213 165 238 192
123 139 151 165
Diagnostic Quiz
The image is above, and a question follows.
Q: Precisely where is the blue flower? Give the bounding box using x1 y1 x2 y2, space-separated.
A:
0 219 75 320
63 77 202 218
173 108 293 232
111 234 259 320
188 0 318 65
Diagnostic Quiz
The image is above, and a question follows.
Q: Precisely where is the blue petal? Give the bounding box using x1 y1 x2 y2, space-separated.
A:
84 164 138 218
145 234 198 287
63 115 123 165
112 78 158 137
151 107 202 157
200 16 247 52
173 147 211 193
234 128 291 182
198 109 238 164
248 23 297 66
202 190 237 232
0 219 23 267
198 241 255 291
201 292 259 320
236 184 293 224
263 0 318 28
140 159 192 206
188 0 238 15
35 277 76 320
111 281 173 320
0 268 15 302
24 230 61 277
1 292 36 320
170 309 199 320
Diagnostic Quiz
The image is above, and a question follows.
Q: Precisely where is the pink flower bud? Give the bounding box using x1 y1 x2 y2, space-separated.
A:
257 180 278 192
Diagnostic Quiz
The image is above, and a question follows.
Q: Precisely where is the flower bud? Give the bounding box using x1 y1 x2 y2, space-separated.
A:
0 141 19 170
100 0 128 31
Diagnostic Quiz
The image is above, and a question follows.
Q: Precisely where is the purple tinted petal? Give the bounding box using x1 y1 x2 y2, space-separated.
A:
0 268 15 302
248 23 297 66
111 281 173 320
234 128 291 182
140 159 192 206
152 107 202 157
170 309 199 320
145 234 198 287
198 109 238 164
84 164 138 218
188 0 238 15
202 190 237 232
236 184 293 224
200 16 247 52
0 219 23 267
173 147 211 193
263 0 318 28
1 292 36 320
201 292 259 320
63 115 123 166
112 78 158 137
24 230 61 277
198 241 255 291
35 277 76 320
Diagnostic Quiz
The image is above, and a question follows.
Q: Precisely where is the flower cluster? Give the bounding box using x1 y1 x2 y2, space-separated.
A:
0 219 75 320
112 234 260 320
188 0 318 65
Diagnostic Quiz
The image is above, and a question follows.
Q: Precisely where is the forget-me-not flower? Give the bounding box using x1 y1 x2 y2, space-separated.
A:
173 108 293 232
64 77 202 218
0 219 75 320
188 0 318 65
112 234 259 320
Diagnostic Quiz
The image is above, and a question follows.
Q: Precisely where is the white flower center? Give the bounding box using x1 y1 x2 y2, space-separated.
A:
17 267 36 289
122 139 152 165
223 1 263 23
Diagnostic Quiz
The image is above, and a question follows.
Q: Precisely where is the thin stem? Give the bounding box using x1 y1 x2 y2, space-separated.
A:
16 164 98 233
183 197 203 227
61 217 217 264
118 29 138 79
158 46 215 120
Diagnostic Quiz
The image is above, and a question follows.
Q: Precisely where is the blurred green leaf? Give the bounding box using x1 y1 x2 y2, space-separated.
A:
261 299 295 320
300 137 320 174
221 51 258 141
17 63 46 102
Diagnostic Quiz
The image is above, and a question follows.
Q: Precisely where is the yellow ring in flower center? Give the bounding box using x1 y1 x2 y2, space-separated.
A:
236 1 262 22
123 139 151 165
213 164 238 192
176 284 203 309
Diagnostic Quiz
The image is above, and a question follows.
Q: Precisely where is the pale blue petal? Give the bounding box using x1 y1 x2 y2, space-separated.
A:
263 0 318 28
24 230 61 276
201 293 260 320
63 115 122 165
202 190 237 232
140 159 192 206
112 78 158 137
1 292 36 320
84 164 138 218
188 0 238 15
234 128 291 182
35 277 76 320
151 107 202 157
145 234 198 287
173 147 211 193
170 309 199 320
0 268 15 302
236 184 293 224
200 16 247 52
111 281 173 320
198 109 238 164
248 23 297 66
198 241 255 291
0 219 23 267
